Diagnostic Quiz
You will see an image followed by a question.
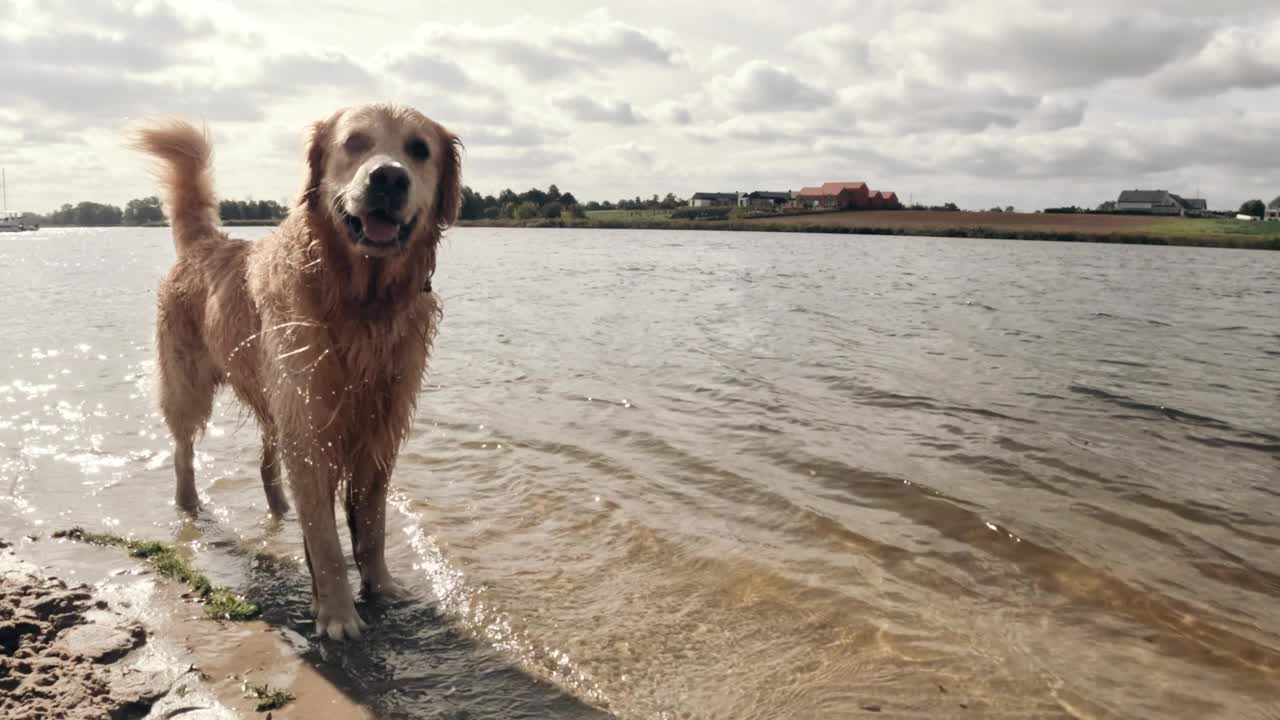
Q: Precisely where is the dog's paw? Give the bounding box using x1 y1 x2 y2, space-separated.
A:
362 571 408 601
314 597 368 641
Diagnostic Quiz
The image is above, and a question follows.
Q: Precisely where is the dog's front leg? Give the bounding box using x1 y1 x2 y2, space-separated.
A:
346 454 404 599
289 456 366 640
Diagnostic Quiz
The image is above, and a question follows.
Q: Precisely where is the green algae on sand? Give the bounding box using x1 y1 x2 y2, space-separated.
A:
52 527 260 621
246 683 296 712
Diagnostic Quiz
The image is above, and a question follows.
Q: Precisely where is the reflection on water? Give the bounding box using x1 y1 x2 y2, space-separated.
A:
1 227 1278 718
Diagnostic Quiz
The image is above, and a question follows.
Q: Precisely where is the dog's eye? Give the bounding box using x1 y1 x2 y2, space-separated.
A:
405 138 430 162
344 133 372 154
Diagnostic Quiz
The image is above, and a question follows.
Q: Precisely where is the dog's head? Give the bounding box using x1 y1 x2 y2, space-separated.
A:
302 103 461 259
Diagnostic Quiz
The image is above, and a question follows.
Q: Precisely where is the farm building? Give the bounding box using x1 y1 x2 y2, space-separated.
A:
690 192 738 208
1115 190 1207 216
739 191 791 210
795 182 901 210
1268 196 1280 221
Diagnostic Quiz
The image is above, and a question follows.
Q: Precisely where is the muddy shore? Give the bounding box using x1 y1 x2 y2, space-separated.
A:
0 537 375 719
0 541 234 719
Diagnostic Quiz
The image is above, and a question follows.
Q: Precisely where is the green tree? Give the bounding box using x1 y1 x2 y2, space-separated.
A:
522 188 548 206
558 192 577 207
1239 199 1265 218
540 201 563 218
124 196 164 225
460 186 486 220
547 184 561 201
220 200 243 221
514 201 539 220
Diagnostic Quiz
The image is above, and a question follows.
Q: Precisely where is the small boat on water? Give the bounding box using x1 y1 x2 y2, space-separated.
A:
0 169 38 232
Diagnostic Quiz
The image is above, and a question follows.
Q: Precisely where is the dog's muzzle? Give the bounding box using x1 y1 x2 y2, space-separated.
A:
344 162 416 255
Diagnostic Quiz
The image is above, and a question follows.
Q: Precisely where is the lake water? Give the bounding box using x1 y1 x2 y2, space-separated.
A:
1 227 1277 719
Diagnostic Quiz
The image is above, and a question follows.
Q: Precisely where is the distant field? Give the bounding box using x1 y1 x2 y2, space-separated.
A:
460 209 1280 249
748 210 1160 234
1145 217 1280 239
584 209 673 222
746 210 1280 247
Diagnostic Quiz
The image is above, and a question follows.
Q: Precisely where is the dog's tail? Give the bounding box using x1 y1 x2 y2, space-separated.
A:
129 119 219 256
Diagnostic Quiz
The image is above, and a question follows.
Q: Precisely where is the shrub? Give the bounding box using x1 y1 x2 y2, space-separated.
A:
514 201 539 220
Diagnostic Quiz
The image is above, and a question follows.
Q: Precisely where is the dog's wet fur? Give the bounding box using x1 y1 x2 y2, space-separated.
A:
130 103 462 640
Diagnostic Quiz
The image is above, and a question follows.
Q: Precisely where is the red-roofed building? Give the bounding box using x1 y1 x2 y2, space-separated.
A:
796 182 871 209
793 182 904 211
877 191 902 209
795 186 829 207
821 182 871 209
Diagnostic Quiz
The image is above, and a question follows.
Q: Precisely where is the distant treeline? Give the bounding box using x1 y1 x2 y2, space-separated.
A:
24 196 288 227
459 185 692 220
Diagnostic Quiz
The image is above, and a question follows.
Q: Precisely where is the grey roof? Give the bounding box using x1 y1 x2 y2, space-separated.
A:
748 191 791 200
1171 195 1207 210
691 192 737 200
1117 189 1175 204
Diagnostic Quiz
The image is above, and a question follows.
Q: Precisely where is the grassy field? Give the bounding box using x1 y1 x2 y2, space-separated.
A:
584 209 673 222
465 210 1280 248
1144 217 1280 240
741 210 1280 249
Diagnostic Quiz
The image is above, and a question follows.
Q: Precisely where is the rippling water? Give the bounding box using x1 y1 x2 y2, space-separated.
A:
1 227 1278 719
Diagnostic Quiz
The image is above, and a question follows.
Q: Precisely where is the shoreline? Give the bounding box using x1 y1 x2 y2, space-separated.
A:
22 215 1279 250
0 535 375 719
458 217 1280 250
0 543 236 720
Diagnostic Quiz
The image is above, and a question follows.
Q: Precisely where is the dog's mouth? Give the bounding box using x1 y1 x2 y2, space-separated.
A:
344 208 416 255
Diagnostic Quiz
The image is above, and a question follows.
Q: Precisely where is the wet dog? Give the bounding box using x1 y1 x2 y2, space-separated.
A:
130 103 461 639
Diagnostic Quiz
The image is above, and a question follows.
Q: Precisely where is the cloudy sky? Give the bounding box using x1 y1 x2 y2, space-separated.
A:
2 0 1279 213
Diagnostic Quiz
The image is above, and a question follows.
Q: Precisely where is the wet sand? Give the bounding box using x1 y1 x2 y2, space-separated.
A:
2 536 377 719
0 541 231 719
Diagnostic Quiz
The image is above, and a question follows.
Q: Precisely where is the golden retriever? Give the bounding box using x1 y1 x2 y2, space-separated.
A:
130 103 462 640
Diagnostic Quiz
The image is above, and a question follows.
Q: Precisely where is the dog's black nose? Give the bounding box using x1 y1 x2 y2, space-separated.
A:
368 163 410 211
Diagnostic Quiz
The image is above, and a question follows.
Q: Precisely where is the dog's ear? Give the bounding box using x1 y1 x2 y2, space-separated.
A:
433 130 463 231
300 117 333 210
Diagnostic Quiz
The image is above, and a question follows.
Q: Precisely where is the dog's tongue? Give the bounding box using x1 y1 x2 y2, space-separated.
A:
363 214 398 243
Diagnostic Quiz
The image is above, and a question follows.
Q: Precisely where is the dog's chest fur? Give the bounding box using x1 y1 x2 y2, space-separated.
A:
247 233 438 470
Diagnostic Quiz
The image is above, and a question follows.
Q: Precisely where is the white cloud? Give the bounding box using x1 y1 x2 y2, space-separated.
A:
1154 19 1280 97
835 76 1042 134
789 25 870 70
413 9 685 83
653 101 693 126
386 50 476 92
552 94 645 126
867 7 1216 91
710 61 833 112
